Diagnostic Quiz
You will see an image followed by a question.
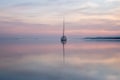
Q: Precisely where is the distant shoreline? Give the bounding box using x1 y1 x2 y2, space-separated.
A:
85 37 120 39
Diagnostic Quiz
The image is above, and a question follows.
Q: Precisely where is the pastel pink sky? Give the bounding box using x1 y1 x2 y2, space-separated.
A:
0 0 120 37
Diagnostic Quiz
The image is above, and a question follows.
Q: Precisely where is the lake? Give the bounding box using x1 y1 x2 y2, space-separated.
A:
0 38 120 80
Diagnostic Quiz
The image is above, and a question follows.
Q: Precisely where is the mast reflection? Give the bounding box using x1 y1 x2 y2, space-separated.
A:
61 40 67 64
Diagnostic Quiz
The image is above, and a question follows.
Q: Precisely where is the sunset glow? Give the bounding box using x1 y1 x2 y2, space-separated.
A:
0 0 120 37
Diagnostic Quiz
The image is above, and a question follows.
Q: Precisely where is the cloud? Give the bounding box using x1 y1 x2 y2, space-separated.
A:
0 20 63 37
0 0 120 37
0 17 120 38
106 0 120 2
80 2 99 9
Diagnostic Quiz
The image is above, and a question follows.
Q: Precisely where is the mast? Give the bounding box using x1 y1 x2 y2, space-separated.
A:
63 17 65 36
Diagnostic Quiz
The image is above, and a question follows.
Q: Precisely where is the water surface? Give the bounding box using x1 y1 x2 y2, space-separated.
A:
0 38 120 80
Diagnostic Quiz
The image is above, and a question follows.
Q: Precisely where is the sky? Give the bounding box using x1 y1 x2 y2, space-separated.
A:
0 0 120 38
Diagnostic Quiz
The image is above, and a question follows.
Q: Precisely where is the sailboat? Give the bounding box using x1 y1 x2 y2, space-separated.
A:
61 17 67 44
61 17 67 64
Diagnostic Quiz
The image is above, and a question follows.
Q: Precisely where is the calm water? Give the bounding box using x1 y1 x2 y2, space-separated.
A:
0 38 120 80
